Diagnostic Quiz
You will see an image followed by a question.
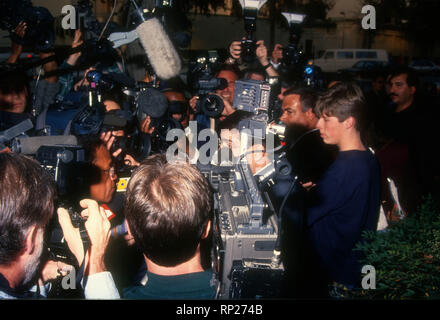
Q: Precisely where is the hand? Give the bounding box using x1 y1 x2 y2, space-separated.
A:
256 40 269 66
140 116 155 134
271 44 283 64
57 207 85 266
66 29 83 66
124 153 140 167
6 21 27 64
100 131 122 158
79 199 111 275
0 147 12 154
246 144 271 175
14 21 27 39
74 67 95 91
220 128 241 158
301 181 316 191
189 96 199 114
229 40 242 60
256 40 279 77
217 94 235 121
57 199 111 275
41 260 74 282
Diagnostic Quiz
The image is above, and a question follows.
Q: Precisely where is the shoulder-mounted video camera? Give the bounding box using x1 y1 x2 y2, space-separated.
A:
188 52 227 119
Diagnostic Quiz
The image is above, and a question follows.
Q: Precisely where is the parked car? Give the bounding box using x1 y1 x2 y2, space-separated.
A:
337 60 388 79
313 49 389 73
408 60 440 72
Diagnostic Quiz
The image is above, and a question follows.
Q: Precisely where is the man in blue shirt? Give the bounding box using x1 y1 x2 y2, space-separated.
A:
305 82 381 295
249 82 381 298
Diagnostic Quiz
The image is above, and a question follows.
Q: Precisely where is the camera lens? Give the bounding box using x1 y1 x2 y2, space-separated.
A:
199 94 224 118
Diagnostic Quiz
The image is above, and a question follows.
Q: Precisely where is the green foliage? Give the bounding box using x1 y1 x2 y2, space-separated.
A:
363 0 440 52
353 197 440 299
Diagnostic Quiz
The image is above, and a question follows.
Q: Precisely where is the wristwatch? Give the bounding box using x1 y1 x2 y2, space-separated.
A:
263 62 272 69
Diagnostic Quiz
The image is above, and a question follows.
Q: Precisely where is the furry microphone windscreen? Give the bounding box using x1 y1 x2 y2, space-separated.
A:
136 18 182 80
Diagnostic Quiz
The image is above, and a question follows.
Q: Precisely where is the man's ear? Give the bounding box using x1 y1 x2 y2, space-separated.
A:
24 225 39 255
201 220 211 239
305 108 316 122
410 86 416 96
344 116 356 130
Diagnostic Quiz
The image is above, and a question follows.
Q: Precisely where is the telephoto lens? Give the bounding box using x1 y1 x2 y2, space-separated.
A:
197 94 225 118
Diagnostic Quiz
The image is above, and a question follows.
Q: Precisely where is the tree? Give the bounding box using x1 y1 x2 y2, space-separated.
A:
363 0 440 57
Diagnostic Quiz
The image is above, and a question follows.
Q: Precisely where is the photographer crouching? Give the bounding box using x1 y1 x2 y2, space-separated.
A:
0 153 119 299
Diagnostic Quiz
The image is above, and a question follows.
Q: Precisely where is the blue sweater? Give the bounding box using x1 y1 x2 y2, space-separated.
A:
123 270 216 299
307 150 381 287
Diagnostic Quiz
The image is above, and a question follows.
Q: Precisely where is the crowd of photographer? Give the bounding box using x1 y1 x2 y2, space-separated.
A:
1 1 439 300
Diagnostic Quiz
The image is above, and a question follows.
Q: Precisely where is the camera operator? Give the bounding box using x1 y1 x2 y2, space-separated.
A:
189 64 240 124
55 29 124 111
0 153 119 299
122 154 216 299
227 39 279 78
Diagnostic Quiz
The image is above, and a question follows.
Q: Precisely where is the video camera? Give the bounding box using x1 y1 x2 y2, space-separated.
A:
194 77 227 119
188 52 227 119
0 118 33 151
134 86 181 156
198 79 293 298
0 0 54 52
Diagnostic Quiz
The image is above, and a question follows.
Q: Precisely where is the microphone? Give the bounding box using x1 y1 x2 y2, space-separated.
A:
136 88 168 120
11 135 79 155
131 1 182 80
0 119 33 149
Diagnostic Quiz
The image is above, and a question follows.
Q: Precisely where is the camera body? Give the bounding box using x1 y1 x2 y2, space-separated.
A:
233 79 271 115
36 145 89 266
195 75 227 118
198 160 284 299
86 70 115 91
241 37 257 64
196 78 292 298
241 7 258 64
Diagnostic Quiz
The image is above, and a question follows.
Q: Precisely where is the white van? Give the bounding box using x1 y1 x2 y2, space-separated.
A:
313 49 389 73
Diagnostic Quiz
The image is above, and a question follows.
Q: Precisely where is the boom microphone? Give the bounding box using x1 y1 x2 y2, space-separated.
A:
131 1 181 80
11 135 79 155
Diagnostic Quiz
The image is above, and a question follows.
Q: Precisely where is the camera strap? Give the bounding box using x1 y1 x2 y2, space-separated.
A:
76 225 90 289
